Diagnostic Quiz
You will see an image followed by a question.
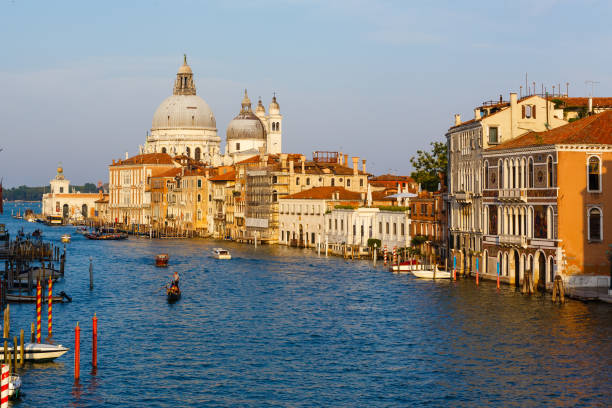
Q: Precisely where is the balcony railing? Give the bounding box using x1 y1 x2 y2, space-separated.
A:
498 234 528 247
498 188 527 202
455 191 472 204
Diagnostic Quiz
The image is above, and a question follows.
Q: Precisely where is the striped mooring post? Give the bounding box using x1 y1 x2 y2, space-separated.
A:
47 278 53 338
0 364 7 408
383 245 388 266
392 247 397 266
36 279 42 343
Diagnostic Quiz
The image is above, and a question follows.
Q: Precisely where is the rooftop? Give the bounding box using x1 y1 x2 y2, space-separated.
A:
283 186 362 200
112 153 175 166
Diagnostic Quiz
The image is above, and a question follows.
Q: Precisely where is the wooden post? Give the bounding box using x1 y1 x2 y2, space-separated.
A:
476 257 479 286
496 261 500 290
11 337 16 372
92 314 97 368
89 257 93 290
373 243 377 266
30 323 34 343
19 330 23 367
74 322 80 381
453 255 457 281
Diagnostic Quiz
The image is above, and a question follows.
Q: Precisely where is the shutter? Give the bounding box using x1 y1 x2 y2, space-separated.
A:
522 105 525 118
532 104 536 118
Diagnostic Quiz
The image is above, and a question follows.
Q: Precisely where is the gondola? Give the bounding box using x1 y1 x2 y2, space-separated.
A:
166 283 181 303
155 253 169 267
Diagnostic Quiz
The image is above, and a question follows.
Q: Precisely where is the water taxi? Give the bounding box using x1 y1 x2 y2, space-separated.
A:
411 266 451 279
212 248 231 260
155 253 169 267
0 342 69 362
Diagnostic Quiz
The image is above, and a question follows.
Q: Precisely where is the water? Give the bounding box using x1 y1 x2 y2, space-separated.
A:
2 202 611 407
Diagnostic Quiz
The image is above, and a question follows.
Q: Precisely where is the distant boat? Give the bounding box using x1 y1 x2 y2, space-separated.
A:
85 229 127 240
391 260 419 272
411 266 451 280
155 253 169 267
61 234 71 243
212 248 231 260
75 226 88 234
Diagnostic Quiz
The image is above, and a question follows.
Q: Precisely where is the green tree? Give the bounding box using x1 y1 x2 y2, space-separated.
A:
410 141 447 191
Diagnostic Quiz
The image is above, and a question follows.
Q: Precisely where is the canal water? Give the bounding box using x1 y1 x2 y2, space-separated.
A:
1 203 611 407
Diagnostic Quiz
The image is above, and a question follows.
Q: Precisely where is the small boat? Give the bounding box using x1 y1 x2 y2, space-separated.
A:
155 253 169 267
6 294 65 303
0 342 69 362
411 266 451 279
32 229 43 238
75 226 88 234
212 248 231 260
166 284 181 303
85 231 128 240
61 234 71 243
9 374 21 399
391 260 419 272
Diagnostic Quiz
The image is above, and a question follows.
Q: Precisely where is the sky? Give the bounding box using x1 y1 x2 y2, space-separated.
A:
1 0 611 187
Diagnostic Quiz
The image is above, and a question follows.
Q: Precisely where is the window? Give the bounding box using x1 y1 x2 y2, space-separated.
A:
524 105 532 118
312 232 315 243
360 179 363 187
588 208 602 241
588 156 601 191
331 178 335 186
499 160 504 188
347 179 351 187
197 194 201 202
197 179 202 188
386 222 389 234
547 156 554 188
489 127 499 144
534 206 547 239
306 178 310 185
273 176 278 184
186 147 191 157
335 219 337 230
353 225 356 236
360 225 364 237
528 158 534 188
379 222 382 233
162 147 167 154
195 147 201 161
393 223 397 235
341 219 344 230
329 219 332 229
484 162 489 189
236 143 240 151
59 187 64 193
401 223 405 235
296 177 300 185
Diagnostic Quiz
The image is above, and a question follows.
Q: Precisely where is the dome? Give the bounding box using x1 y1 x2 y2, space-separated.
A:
177 54 192 74
269 94 280 114
226 110 267 140
152 94 216 130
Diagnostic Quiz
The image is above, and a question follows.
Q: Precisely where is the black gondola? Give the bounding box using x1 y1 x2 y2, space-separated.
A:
166 283 181 303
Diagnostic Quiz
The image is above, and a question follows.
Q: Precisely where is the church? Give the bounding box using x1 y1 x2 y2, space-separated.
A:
141 55 283 164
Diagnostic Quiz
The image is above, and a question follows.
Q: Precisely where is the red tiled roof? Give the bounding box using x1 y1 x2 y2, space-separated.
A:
283 186 362 200
154 168 182 178
488 110 612 150
209 170 236 181
369 174 415 182
548 97 612 108
111 153 175 166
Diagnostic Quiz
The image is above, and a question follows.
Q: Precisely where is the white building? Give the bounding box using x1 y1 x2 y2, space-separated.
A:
41 166 100 221
278 186 362 247
325 207 411 251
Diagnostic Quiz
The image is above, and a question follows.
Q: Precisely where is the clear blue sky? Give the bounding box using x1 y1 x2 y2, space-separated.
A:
1 0 611 187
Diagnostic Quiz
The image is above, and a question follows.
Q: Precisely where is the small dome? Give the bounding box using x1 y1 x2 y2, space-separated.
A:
256 98 266 115
269 94 280 113
177 54 192 74
226 110 267 140
152 95 216 130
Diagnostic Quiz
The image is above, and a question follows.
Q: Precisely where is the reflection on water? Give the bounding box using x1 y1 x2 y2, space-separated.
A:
1 203 611 407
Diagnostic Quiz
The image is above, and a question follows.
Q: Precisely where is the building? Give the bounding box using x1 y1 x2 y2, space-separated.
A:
481 110 612 290
108 153 178 226
549 96 612 122
368 174 418 193
446 92 568 273
409 189 446 260
41 166 100 222
278 186 362 247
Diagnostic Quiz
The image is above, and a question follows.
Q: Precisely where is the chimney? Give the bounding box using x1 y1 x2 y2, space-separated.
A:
588 97 593 113
474 108 480 120
280 153 288 170
289 160 294 175
454 114 461 126
112 159 115 165
125 152 129 160
301 155 305 174
352 157 359 176
362 159 366 174
344 154 349 166
510 92 517 106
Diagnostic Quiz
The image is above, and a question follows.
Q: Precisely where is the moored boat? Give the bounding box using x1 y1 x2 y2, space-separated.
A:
391 260 419 272
411 266 451 279
75 226 88 234
212 248 231 260
155 253 169 267
0 342 69 362
85 229 128 240
9 374 21 399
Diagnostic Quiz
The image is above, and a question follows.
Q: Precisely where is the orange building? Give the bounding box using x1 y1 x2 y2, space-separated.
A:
482 111 612 290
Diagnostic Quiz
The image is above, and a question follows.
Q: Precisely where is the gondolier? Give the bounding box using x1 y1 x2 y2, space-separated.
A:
171 271 179 286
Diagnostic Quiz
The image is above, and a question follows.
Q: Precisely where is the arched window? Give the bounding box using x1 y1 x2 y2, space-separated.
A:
186 147 191 157
296 177 300 186
528 157 534 188
547 156 554 187
197 194 201 202
331 178 335 186
588 207 602 241
161 147 167 154
498 160 504 189
306 178 310 186
484 161 489 189
195 147 201 161
549 257 554 283
588 156 601 191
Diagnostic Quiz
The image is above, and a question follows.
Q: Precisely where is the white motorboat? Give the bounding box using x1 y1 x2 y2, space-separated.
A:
212 248 231 260
411 266 451 279
61 234 71 243
0 342 69 362
9 374 21 399
391 262 419 272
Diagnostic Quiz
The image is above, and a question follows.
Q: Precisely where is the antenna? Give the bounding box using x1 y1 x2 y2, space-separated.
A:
566 82 569 97
585 80 600 97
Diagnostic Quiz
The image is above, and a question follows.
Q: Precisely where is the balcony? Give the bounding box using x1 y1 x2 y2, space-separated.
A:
498 188 527 202
214 212 224 220
498 234 528 248
455 191 472 204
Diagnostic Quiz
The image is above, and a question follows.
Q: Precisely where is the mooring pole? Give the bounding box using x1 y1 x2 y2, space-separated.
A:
92 314 97 369
36 280 41 343
476 257 479 286
89 257 93 290
74 322 80 381
497 261 500 290
48 278 53 338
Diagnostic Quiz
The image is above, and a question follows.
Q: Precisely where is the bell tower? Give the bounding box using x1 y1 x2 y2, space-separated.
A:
267 93 282 154
173 54 196 96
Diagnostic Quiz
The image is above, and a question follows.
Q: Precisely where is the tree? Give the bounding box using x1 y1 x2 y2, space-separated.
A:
410 141 447 192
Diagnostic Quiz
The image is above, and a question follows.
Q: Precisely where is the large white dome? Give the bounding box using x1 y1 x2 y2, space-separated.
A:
152 94 216 130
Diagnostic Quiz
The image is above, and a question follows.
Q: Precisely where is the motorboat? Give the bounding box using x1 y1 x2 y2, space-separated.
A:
61 234 71 243
0 342 69 362
75 226 88 234
85 228 128 240
212 248 231 260
391 260 419 272
411 266 451 279
167 284 181 303
155 253 169 267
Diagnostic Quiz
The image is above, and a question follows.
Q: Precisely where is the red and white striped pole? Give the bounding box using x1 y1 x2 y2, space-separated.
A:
383 245 388 266
47 278 53 338
36 279 42 343
393 247 397 265
74 322 80 381
0 364 8 408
